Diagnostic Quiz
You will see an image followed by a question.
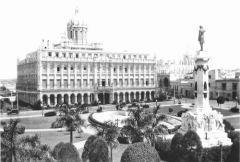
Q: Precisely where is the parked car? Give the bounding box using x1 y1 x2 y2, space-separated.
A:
7 109 19 115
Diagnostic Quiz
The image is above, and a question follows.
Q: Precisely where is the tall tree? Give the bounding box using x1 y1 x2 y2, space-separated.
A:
17 134 50 161
102 122 120 162
57 105 85 143
1 119 25 162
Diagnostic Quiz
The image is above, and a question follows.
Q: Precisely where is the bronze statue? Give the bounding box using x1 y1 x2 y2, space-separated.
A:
198 26 205 51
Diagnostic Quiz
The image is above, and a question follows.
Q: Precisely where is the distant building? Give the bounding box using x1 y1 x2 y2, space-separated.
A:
156 73 170 97
208 69 240 100
157 54 195 80
17 8 157 106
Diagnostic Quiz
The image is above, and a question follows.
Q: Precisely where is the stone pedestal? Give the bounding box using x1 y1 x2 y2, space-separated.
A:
179 107 232 147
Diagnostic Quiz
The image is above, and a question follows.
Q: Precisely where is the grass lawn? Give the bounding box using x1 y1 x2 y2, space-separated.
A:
78 143 129 162
213 108 239 116
20 131 91 149
0 116 57 129
224 117 240 129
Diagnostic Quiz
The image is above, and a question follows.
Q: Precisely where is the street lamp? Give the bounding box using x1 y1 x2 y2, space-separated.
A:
218 140 223 162
155 99 157 107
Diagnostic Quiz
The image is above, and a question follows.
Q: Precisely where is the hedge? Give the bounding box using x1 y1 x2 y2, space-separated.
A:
230 106 239 113
155 138 172 161
82 135 98 161
88 138 109 162
121 142 162 162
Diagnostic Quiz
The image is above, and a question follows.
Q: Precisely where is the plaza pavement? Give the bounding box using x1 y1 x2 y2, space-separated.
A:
1 100 239 150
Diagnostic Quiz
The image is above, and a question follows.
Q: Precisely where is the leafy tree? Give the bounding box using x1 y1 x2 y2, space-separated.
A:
82 135 98 161
121 142 162 162
181 130 203 162
217 96 225 108
88 138 109 162
17 134 50 161
1 119 25 162
52 142 81 162
170 133 184 161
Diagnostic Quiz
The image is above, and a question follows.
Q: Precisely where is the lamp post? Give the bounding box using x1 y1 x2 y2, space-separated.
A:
155 99 157 107
218 141 223 162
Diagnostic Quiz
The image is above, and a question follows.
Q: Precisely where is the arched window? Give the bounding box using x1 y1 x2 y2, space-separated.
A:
204 82 207 90
195 82 197 91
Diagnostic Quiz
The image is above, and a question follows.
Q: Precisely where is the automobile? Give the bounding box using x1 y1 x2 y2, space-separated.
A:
7 109 19 115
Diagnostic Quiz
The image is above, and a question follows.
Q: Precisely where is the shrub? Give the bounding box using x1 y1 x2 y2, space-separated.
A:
91 101 98 106
52 142 81 162
51 118 64 128
88 138 109 162
230 106 239 113
112 100 118 105
117 136 130 144
223 119 235 133
228 131 240 143
181 130 203 162
201 145 231 162
96 106 102 112
168 108 173 114
155 138 172 161
82 135 98 161
121 142 162 162
32 100 42 110
44 111 56 117
217 96 225 106
177 109 188 117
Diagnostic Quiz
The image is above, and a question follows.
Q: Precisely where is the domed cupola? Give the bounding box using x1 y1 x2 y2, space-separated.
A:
67 7 88 44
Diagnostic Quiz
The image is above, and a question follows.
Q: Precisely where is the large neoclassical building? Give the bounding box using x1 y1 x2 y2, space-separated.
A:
17 9 157 106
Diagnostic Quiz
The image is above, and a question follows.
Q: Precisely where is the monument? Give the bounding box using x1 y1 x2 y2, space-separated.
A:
178 26 232 147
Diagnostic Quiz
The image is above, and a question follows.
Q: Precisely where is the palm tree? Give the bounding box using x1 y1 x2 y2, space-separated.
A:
103 122 120 162
1 119 25 162
17 134 50 161
57 105 85 143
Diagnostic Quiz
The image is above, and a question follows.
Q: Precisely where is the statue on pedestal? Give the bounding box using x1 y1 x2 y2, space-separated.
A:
198 26 205 51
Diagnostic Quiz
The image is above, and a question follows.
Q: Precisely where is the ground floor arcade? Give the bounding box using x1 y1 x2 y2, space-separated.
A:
41 90 155 106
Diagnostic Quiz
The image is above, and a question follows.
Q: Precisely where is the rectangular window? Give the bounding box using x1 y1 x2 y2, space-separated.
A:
119 79 123 86
64 79 68 88
114 79 118 86
77 79 81 87
136 79 139 86
146 79 149 86
70 79 74 88
42 79 47 89
141 79 144 86
50 79 54 89
130 79 134 86
222 83 226 90
57 79 61 88
69 53 73 58
62 53 66 58
125 79 128 86
83 79 87 87
48 52 52 57
56 52 59 57
76 53 79 58
232 83 237 90
90 79 94 87
151 79 154 85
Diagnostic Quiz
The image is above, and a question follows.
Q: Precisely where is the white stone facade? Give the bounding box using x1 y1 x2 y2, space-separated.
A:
16 9 156 106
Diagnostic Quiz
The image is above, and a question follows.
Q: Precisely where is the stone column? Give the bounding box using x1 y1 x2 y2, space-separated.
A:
123 92 125 102
87 93 90 104
117 93 119 103
81 94 84 104
54 96 57 106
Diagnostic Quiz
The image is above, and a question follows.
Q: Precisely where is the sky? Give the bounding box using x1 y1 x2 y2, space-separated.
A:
0 0 240 79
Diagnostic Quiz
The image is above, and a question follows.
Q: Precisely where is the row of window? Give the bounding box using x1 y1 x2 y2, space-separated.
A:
221 83 238 90
42 79 155 89
47 51 148 60
43 65 155 73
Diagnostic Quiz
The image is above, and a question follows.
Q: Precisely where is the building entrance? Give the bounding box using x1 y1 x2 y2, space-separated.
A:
98 93 110 104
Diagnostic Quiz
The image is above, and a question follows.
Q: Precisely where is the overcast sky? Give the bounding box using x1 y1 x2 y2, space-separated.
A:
0 0 239 79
